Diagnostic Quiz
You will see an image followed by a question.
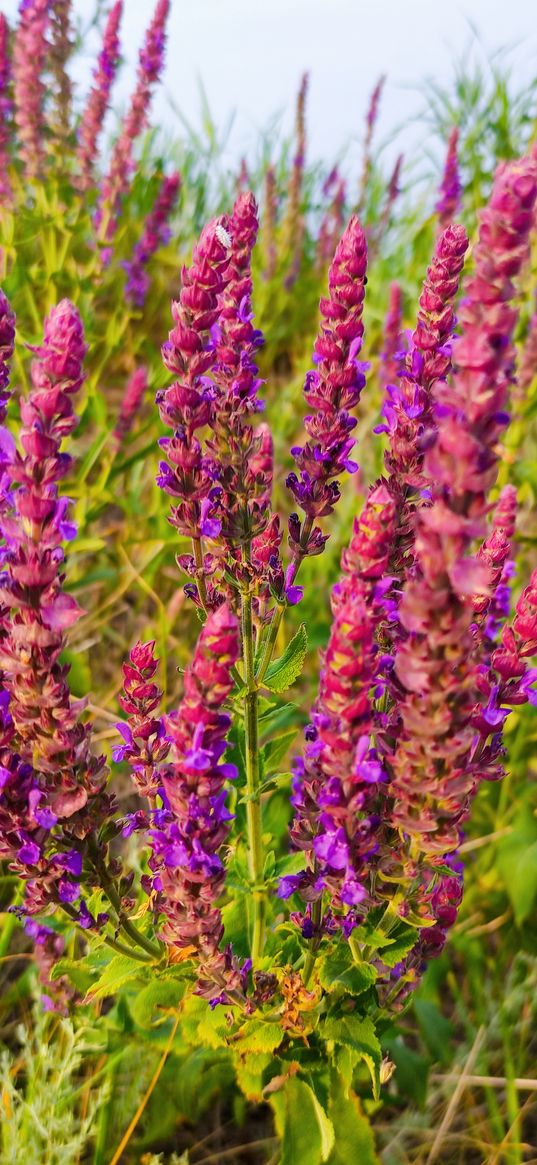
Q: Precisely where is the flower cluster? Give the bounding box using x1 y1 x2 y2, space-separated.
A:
436 127 462 232
96 0 170 241
77 0 123 190
281 484 396 929
317 167 347 270
114 639 170 801
48 0 73 140
0 288 16 423
380 223 468 499
378 281 404 392
283 71 309 285
389 156 537 859
124 171 181 306
112 366 148 448
0 300 111 920
12 0 49 180
156 216 232 570
0 13 11 198
357 74 385 215
148 606 239 968
286 215 368 572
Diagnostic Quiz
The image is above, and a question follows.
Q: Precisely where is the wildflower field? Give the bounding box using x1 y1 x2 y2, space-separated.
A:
1 2 537 1163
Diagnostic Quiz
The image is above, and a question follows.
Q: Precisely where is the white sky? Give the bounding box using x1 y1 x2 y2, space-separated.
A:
3 0 537 174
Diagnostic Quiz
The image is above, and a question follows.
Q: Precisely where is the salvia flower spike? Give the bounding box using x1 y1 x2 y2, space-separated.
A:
282 484 396 935
0 14 12 199
287 214 368 571
124 170 181 307
149 606 240 982
0 300 111 920
77 0 123 190
96 0 170 241
389 154 537 859
436 126 462 232
12 0 50 180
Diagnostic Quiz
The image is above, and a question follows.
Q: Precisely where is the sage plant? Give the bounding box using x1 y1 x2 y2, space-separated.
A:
2 135 537 1142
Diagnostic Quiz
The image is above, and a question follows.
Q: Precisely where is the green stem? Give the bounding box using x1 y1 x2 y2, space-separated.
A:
302 896 323 986
255 516 312 685
60 904 151 964
192 536 209 611
88 842 162 960
242 588 266 961
256 600 286 684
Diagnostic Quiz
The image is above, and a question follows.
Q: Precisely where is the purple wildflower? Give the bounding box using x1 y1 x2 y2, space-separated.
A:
12 0 50 180
124 171 181 306
0 15 12 199
112 366 148 447
96 0 170 241
436 127 462 232
76 1 123 190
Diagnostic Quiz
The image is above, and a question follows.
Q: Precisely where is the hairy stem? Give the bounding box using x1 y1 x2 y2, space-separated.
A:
302 895 323 986
88 840 162 960
256 516 313 684
192 536 209 611
60 903 152 964
241 588 266 961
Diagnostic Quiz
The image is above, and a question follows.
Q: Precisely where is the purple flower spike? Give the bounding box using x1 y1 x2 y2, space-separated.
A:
390 154 537 858
112 366 149 447
124 171 181 307
12 0 49 180
0 15 12 200
284 483 396 927
114 638 170 798
0 300 112 916
148 605 246 1003
77 1 123 190
96 0 170 241
287 216 368 564
436 127 462 232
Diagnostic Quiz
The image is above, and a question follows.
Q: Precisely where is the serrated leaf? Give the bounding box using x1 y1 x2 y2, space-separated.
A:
322 1014 382 1100
318 951 377 996
85 954 147 1001
130 978 185 1029
261 729 298 774
49 956 96 994
264 624 308 693
235 1051 273 1101
377 925 418 968
276 1078 335 1165
237 1019 284 1054
325 1071 379 1164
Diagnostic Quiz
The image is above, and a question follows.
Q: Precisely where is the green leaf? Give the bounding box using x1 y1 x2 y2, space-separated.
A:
318 951 377 996
234 1051 273 1101
264 624 308 693
48 956 96 995
130 978 185 1029
325 1072 379 1165
277 1078 335 1165
377 926 418 968
84 954 147 1000
322 1013 382 1100
237 1019 284 1054
261 729 298 774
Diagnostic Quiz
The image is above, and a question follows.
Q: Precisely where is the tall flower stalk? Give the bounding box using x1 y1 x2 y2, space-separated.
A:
76 0 123 190
12 0 50 180
123 170 181 306
0 14 12 200
96 0 170 243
